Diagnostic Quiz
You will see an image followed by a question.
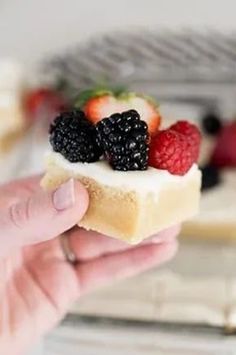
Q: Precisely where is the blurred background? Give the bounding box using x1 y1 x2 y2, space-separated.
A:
2 0 236 65
1 1 236 354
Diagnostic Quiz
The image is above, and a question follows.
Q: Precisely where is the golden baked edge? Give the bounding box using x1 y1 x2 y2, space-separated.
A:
41 159 202 244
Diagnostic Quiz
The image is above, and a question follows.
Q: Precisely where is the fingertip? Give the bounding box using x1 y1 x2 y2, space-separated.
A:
170 224 182 236
161 239 179 261
161 224 181 238
142 239 178 265
150 224 181 243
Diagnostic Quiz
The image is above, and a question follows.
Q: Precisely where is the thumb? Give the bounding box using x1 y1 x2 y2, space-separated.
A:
0 179 88 253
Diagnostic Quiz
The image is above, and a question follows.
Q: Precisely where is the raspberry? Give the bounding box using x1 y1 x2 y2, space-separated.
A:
96 110 149 171
49 110 102 163
170 120 201 162
210 122 236 168
148 129 195 175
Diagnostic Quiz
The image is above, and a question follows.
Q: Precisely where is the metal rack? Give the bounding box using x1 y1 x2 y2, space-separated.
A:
44 30 236 90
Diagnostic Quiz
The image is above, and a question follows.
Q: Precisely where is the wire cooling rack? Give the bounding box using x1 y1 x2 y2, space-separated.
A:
43 30 236 94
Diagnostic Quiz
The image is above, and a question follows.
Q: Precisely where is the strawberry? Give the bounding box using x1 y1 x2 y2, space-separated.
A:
148 129 196 175
210 121 236 168
170 120 201 162
24 88 67 121
75 88 161 136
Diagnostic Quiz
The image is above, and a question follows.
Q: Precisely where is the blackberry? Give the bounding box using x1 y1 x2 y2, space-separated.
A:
49 110 102 163
96 110 149 171
200 164 221 191
201 111 222 136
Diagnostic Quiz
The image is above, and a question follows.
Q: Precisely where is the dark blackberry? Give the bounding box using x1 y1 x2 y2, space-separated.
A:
49 110 102 163
201 111 222 136
200 164 221 191
96 110 149 171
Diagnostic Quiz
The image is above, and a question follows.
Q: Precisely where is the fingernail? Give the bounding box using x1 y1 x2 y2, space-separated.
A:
53 179 75 211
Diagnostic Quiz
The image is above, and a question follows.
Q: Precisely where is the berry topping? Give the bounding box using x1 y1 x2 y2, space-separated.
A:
170 120 201 162
25 88 67 120
75 88 161 136
96 109 149 171
200 164 221 191
201 111 222 136
49 110 102 163
148 129 195 175
210 121 236 168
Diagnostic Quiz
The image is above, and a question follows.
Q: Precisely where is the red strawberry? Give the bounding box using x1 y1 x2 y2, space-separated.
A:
25 88 67 121
148 129 195 175
170 120 201 162
210 121 236 168
75 89 161 136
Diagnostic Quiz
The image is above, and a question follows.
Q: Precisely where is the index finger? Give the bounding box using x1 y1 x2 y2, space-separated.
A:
67 224 180 261
76 240 178 294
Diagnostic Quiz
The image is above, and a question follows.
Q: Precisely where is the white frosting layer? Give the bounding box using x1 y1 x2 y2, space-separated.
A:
47 151 198 193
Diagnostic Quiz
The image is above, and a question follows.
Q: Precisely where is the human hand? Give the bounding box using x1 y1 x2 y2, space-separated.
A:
0 176 179 354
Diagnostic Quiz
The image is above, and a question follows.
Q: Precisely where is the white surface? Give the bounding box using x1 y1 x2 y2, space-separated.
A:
1 0 236 64
73 270 227 326
27 342 44 355
40 239 236 355
71 238 236 329
44 322 236 355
